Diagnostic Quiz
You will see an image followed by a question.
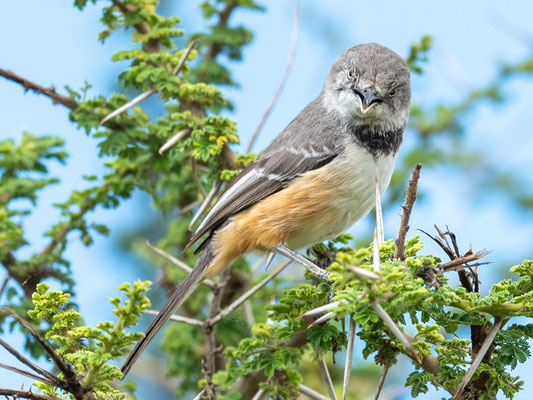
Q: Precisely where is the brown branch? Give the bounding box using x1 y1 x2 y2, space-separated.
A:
0 388 62 400
246 3 299 152
394 164 422 260
0 363 57 387
0 68 77 109
0 339 62 387
2 308 88 400
437 252 490 273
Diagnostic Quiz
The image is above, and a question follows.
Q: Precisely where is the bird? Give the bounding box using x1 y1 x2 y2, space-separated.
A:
121 43 411 376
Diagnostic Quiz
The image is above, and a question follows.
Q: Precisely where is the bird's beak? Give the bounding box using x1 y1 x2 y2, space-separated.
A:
359 88 382 114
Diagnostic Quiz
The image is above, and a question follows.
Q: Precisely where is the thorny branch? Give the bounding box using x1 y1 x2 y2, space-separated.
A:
0 68 77 109
0 388 62 400
394 163 422 260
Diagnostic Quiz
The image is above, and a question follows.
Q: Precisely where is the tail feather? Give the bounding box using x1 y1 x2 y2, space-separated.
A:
121 247 213 378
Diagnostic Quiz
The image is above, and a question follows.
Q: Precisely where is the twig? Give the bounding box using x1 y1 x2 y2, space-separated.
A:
188 180 223 231
373 229 380 273
243 300 255 326
299 301 341 318
209 261 291 324
318 358 338 400
375 177 384 244
347 266 382 281
342 315 356 400
246 2 299 152
369 299 420 364
374 361 391 400
394 164 422 260
437 251 490 272
158 129 190 155
0 388 62 400
0 339 61 386
144 309 205 327
0 274 9 298
2 308 86 398
202 270 232 399
0 68 77 109
0 362 57 386
190 158 208 198
192 388 206 400
276 244 331 283
454 318 504 399
179 199 202 215
308 311 335 328
251 388 265 400
100 39 198 125
145 241 216 288
299 384 331 400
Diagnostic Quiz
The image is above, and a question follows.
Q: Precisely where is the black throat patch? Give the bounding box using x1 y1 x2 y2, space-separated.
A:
348 124 404 157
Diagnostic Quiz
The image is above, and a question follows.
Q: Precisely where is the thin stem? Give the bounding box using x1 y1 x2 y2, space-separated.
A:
145 241 216 288
318 358 338 400
276 244 330 283
144 309 205 327
210 261 290 324
299 384 331 400
246 2 299 152
454 318 504 399
158 129 190 155
369 299 420 364
342 315 356 400
374 177 384 243
374 361 391 400
394 164 422 260
188 180 222 231
100 39 198 125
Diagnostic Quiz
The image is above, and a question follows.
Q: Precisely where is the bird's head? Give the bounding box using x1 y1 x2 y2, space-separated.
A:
323 43 411 129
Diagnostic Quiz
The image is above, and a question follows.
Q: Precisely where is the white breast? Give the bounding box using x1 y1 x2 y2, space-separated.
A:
287 139 397 249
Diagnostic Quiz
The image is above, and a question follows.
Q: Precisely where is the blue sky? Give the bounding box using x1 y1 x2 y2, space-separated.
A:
1 1 533 399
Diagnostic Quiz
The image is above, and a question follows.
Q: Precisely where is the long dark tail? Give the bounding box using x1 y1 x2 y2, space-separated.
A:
121 246 213 377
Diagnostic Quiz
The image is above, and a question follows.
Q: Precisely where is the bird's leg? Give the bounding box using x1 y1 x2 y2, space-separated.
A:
276 244 331 284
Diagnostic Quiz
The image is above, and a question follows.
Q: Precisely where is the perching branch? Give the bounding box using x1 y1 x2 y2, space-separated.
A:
0 68 77 109
394 164 422 260
342 315 356 400
0 388 62 400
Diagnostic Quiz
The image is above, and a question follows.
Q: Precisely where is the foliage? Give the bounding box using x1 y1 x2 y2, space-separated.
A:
1 0 533 400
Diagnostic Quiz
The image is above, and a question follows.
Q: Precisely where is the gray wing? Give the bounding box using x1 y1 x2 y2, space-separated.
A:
186 97 342 250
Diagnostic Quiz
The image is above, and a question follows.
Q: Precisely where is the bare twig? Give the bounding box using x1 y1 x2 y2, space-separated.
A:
144 309 205 327
145 241 216 288
2 308 86 398
179 199 202 215
373 229 380 273
394 164 422 260
100 39 198 125
437 251 490 272
188 180 223 231
318 358 338 400
369 299 420 364
246 3 299 152
342 315 356 400
276 244 331 283
210 261 291 324
0 68 77 109
158 129 190 155
193 388 206 400
0 362 57 386
374 361 391 400
190 158 208 198
0 274 9 298
308 311 335 328
0 339 61 386
375 177 384 244
347 266 382 281
251 388 265 400
454 318 504 399
299 301 341 318
0 388 62 400
299 384 331 400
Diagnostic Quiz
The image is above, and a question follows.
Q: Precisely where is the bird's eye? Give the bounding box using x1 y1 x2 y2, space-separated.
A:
389 89 399 98
347 68 354 79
